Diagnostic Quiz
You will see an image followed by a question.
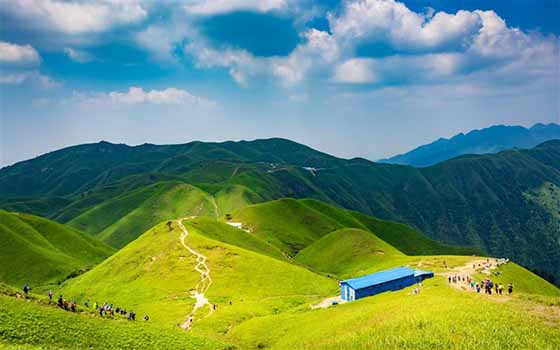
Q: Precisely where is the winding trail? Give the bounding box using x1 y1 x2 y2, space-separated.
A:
177 218 213 330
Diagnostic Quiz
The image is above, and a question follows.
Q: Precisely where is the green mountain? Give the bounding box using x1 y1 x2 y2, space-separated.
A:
381 123 560 167
1 138 559 284
0 210 114 287
3 210 556 350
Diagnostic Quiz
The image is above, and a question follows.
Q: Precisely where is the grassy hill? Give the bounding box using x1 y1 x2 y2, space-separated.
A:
67 182 218 248
0 210 113 288
295 228 403 278
0 285 225 350
229 275 560 350
1 138 560 284
1 214 556 350
60 219 336 335
232 199 477 260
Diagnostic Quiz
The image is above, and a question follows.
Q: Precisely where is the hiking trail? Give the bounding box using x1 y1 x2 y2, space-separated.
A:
177 218 213 330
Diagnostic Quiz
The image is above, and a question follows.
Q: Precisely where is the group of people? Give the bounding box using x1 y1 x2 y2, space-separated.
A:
447 274 513 295
22 284 149 322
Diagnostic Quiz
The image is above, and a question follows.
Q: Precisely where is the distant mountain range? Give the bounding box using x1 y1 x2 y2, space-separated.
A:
381 123 560 167
1 138 560 285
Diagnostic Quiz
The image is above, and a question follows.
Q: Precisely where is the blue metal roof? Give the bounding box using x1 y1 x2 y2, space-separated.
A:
342 267 415 290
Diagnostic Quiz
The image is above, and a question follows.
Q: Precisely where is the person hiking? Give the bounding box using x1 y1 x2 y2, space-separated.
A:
84 299 89 308
508 283 513 294
22 284 30 296
98 306 104 317
48 290 53 301
448 275 451 283
71 300 76 312
143 315 149 321
58 295 64 308
63 299 69 310
498 284 504 295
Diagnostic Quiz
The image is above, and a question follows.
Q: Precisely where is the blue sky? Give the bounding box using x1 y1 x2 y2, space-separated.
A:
1 0 559 167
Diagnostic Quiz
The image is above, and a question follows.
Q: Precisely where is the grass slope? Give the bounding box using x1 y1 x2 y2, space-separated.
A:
68 182 217 248
61 220 336 337
295 228 403 278
0 210 113 288
229 276 560 350
232 199 475 260
0 288 225 350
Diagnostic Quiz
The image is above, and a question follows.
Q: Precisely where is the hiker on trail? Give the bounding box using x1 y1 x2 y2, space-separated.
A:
508 283 513 294
48 290 53 301
58 295 64 308
143 315 149 321
71 300 76 312
84 299 89 308
448 276 451 283
98 306 103 317
495 283 499 294
63 299 69 310
498 284 504 295
476 283 481 293
22 284 30 296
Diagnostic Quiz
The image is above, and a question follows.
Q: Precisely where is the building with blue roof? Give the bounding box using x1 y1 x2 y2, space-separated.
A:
340 267 433 301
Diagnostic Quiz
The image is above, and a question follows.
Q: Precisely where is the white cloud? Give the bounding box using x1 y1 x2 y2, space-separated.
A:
183 0 287 15
1 0 147 34
64 47 94 63
0 71 59 88
71 87 217 108
0 41 40 65
329 0 482 51
333 58 377 84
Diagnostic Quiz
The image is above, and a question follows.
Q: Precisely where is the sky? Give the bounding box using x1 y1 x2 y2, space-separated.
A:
0 0 559 167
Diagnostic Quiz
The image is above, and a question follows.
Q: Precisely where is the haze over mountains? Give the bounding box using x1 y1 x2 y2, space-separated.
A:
381 123 560 167
1 136 560 285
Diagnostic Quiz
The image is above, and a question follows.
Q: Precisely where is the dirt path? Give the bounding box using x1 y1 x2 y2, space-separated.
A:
210 197 219 219
177 218 213 330
441 258 510 295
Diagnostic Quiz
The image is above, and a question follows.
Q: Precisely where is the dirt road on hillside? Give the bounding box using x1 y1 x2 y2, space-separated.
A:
177 218 213 330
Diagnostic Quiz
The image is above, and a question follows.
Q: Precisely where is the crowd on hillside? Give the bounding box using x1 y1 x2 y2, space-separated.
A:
448 274 513 295
21 284 149 322
447 258 514 295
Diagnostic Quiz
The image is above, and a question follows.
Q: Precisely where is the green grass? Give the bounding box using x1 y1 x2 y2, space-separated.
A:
474 262 560 297
186 217 286 260
232 199 342 255
0 292 226 350
60 219 336 338
295 228 404 278
229 277 560 350
0 210 113 288
68 182 217 248
232 198 474 260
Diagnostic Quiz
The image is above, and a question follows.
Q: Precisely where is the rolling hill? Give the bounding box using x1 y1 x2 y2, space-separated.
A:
0 210 114 288
1 138 560 285
381 123 560 167
3 211 556 350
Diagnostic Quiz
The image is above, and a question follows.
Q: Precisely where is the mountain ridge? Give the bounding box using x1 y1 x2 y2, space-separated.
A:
381 123 560 167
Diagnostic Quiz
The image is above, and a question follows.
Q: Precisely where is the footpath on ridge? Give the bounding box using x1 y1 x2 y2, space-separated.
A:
177 218 213 330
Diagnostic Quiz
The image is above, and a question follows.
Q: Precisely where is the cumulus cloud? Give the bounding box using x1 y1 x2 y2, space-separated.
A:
329 0 482 51
333 58 377 84
64 47 94 63
71 87 217 108
0 41 40 65
1 0 147 34
183 0 287 16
